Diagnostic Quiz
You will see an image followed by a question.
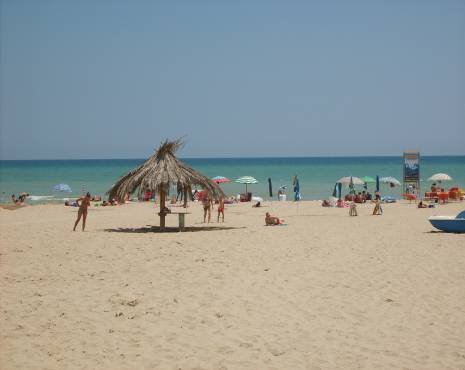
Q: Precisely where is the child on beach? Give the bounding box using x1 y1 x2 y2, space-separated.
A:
217 197 225 222
73 192 91 231
349 201 358 216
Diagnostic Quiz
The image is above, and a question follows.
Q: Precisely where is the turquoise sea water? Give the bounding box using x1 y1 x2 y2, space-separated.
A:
0 156 464 203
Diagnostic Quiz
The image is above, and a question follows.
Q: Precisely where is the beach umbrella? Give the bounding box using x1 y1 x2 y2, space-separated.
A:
349 177 356 195
53 183 72 192
268 178 273 197
362 176 376 184
336 176 365 185
376 175 380 193
332 183 342 199
362 176 376 190
107 138 224 230
427 173 452 183
235 176 258 193
332 183 338 198
293 175 301 201
211 176 231 184
379 176 401 186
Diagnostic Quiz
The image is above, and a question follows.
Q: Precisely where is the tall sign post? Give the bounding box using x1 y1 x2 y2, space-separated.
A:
403 151 420 200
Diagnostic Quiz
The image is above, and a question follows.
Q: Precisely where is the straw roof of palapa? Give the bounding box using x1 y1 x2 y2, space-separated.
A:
108 138 224 200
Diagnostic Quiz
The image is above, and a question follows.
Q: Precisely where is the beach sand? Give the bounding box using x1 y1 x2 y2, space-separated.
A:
1 200 464 369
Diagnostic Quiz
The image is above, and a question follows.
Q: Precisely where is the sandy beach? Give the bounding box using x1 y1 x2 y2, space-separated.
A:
1 200 464 370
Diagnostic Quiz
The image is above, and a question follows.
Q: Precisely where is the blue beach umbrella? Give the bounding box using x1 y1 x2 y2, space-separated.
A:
376 175 380 193
293 175 301 201
332 183 342 200
53 183 72 192
332 183 338 198
268 178 273 197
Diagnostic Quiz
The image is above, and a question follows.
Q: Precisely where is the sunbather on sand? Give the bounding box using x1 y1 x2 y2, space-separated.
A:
265 212 284 226
418 201 427 208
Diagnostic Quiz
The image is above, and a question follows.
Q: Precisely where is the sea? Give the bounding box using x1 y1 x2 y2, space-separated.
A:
0 156 464 203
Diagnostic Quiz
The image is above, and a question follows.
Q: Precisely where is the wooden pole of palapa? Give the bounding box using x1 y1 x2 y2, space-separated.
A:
160 189 166 230
183 188 188 208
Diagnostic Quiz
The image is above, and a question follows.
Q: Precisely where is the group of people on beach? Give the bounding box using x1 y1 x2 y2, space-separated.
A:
200 192 225 223
322 191 383 216
11 193 28 205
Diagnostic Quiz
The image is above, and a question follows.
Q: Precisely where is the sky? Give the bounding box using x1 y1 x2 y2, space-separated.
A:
1 0 464 159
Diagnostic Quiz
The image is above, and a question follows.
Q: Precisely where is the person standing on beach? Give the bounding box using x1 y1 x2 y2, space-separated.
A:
73 192 91 231
349 201 358 216
217 197 225 222
202 192 213 223
372 198 383 215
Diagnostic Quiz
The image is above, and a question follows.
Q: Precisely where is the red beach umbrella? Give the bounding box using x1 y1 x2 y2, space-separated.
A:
211 176 231 184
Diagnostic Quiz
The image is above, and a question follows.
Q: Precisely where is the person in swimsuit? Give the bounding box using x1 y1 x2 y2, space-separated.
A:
202 192 212 223
265 212 284 226
217 197 225 222
73 192 91 231
372 198 382 215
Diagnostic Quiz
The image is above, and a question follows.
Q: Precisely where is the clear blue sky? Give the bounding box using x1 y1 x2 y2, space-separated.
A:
1 0 464 159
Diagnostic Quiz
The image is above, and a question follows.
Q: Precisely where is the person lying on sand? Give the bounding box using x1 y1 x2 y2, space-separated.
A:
253 201 261 208
265 212 285 226
417 201 428 208
64 200 78 207
73 192 91 231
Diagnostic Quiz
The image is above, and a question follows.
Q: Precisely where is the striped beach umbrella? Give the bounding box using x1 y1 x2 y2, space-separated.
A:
235 176 258 193
211 176 231 184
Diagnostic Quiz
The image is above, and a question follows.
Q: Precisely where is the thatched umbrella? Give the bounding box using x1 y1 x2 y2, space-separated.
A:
108 138 224 230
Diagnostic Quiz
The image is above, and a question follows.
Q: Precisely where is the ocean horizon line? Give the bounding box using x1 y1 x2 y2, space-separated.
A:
1 154 464 162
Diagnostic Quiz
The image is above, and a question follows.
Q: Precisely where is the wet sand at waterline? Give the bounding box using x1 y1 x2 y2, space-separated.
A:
1 201 464 369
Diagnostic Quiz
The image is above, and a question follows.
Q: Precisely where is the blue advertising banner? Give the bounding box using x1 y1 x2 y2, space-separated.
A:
403 151 420 197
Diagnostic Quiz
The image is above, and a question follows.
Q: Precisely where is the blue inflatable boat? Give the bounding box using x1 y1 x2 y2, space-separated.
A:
429 211 465 233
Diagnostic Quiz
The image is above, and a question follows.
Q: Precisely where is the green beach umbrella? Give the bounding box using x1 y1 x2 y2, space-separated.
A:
361 176 376 184
235 176 258 194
